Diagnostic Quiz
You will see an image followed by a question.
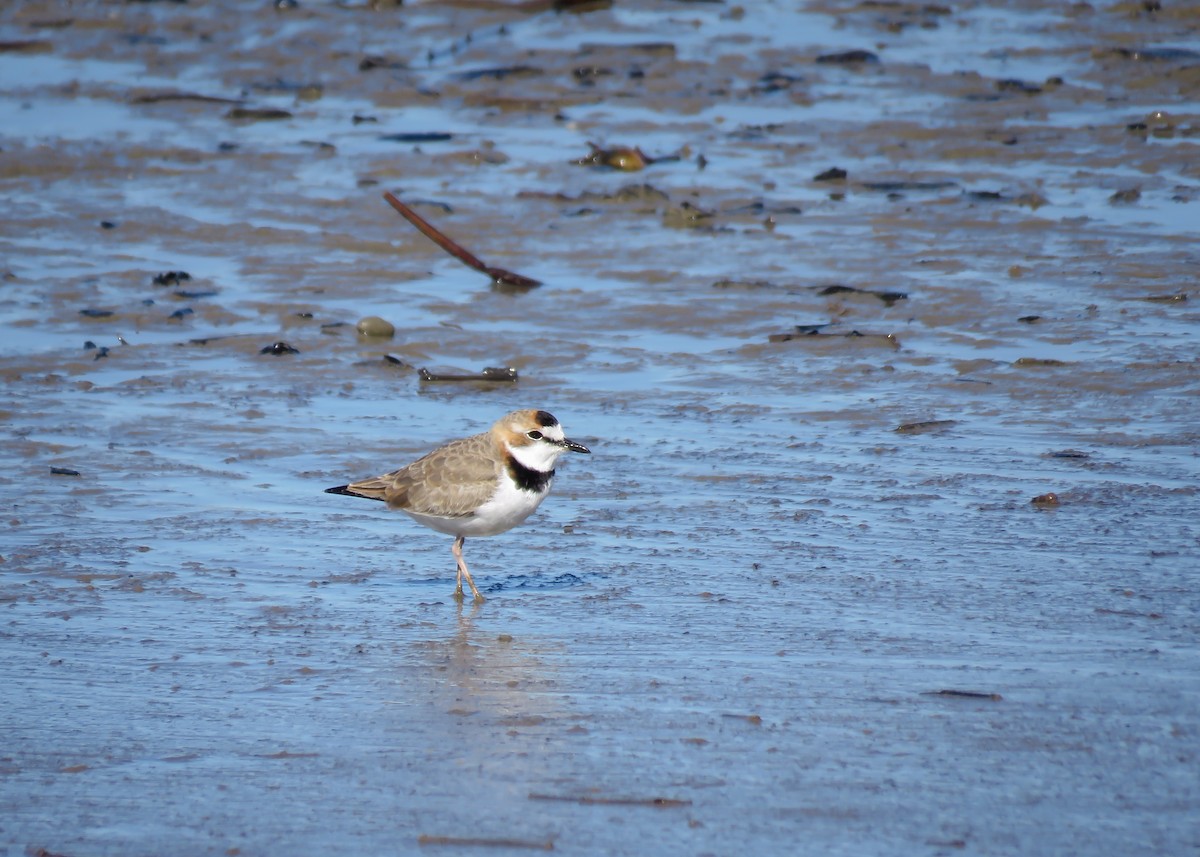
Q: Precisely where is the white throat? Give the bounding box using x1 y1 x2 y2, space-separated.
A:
507 433 565 473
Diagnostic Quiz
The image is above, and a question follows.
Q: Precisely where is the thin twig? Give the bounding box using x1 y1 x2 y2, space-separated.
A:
383 191 541 289
384 192 489 271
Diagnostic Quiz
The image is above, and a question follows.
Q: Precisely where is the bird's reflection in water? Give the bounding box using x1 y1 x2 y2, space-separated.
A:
406 599 570 762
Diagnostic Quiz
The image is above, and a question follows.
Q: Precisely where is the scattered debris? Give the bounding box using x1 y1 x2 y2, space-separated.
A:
574 142 683 171
418 367 517 383
816 49 879 65
1108 187 1141 205
417 834 553 850
0 40 54 54
517 184 669 205
575 142 646 171
359 55 407 72
153 271 191 287
720 713 763 725
712 279 777 290
1094 607 1163 619
816 284 907 306
456 65 541 82
996 78 1043 95
921 690 1003 701
132 91 242 105
769 329 900 348
1013 357 1070 367
813 167 847 182
662 200 716 229
224 107 293 121
1045 450 1089 459
354 355 413 370
1109 46 1200 63
528 792 692 808
861 180 957 193
895 419 958 434
379 132 454 144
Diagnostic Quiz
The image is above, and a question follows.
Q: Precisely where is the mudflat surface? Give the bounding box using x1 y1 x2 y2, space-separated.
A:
1 2 1198 855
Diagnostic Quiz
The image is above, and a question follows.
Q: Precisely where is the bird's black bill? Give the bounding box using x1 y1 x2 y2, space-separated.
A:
563 439 591 454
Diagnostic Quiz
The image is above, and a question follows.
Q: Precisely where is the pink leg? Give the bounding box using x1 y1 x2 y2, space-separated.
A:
451 535 484 602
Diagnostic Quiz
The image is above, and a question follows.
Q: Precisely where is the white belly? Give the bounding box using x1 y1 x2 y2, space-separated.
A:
404 478 553 538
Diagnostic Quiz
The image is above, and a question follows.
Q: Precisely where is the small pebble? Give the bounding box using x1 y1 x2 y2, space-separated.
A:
814 167 847 182
356 316 396 338
153 271 191 286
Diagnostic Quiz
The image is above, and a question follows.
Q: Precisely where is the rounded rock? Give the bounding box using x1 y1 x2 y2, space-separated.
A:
356 316 395 338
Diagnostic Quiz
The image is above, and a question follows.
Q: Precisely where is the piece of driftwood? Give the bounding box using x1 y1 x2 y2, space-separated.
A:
383 191 541 290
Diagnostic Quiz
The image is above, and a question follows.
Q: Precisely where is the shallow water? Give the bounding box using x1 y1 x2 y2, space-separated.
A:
2 1 1198 855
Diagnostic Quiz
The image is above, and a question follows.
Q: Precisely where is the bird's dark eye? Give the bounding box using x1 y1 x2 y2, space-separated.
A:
527 430 543 440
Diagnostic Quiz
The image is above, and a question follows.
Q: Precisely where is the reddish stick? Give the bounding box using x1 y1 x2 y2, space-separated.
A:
383 191 542 289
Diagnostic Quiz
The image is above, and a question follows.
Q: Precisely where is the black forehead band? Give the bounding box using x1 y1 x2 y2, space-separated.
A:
534 410 559 428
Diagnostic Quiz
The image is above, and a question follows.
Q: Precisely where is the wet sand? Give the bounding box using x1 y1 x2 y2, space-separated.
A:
1 2 1198 855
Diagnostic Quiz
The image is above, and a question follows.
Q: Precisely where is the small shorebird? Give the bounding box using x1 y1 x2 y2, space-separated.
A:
325 409 590 601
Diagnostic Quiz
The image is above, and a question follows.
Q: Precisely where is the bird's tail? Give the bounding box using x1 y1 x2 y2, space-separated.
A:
324 483 387 502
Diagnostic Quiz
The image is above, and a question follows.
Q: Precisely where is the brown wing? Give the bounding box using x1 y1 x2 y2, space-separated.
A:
346 431 500 518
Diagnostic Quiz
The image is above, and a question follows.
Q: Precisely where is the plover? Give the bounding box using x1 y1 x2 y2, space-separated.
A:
326 409 590 601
